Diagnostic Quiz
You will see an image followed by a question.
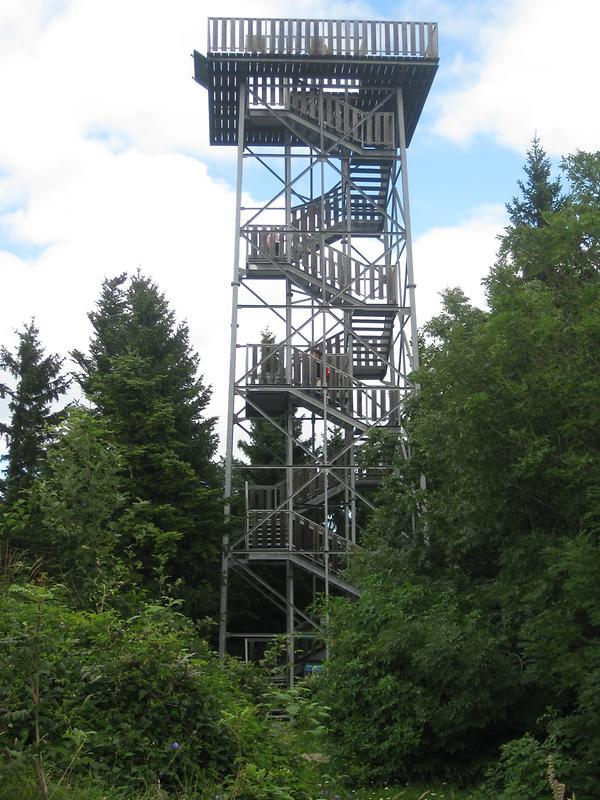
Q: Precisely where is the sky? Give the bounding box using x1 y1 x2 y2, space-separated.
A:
1 0 599 451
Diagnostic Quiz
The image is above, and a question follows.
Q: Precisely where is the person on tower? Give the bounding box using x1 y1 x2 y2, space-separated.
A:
310 344 329 387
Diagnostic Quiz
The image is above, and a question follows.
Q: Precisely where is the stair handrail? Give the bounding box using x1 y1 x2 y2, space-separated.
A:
288 88 395 149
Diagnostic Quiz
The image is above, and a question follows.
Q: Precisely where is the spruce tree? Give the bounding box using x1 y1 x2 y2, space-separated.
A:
505 134 562 228
72 273 222 617
0 320 69 503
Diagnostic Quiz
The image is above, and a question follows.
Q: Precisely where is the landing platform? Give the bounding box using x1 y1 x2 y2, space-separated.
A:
194 17 438 147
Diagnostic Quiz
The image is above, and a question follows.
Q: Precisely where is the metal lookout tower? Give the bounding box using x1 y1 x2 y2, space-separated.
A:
194 17 438 683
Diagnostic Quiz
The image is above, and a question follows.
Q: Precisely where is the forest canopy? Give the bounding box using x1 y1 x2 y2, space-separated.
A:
1 143 599 799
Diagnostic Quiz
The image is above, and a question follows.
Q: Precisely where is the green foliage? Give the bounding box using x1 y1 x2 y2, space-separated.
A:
500 146 600 285
318 145 600 796
30 407 134 610
562 149 600 206
473 734 567 800
265 678 329 757
0 582 328 798
505 135 562 229
317 579 519 784
71 273 223 617
0 584 239 787
218 698 325 800
0 320 69 504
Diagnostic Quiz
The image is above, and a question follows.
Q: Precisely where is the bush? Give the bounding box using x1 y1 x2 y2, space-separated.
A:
316 579 521 784
0 584 239 787
474 735 550 800
0 583 328 798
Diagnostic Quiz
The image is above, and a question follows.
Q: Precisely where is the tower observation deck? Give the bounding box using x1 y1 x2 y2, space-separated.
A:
194 17 438 683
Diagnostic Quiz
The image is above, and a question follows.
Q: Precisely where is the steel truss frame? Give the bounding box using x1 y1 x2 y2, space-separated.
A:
219 73 420 684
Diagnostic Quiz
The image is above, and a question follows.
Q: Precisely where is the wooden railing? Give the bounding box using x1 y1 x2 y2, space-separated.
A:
242 342 351 390
290 185 385 234
245 509 354 573
247 454 352 513
243 225 394 303
241 343 402 428
289 91 395 149
291 184 344 231
208 18 438 59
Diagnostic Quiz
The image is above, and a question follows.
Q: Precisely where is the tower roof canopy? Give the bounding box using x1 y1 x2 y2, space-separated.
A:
195 17 438 147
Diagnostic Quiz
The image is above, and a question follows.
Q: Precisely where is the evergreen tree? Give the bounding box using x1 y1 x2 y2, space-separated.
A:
72 273 222 617
497 146 600 286
505 134 562 228
0 320 69 504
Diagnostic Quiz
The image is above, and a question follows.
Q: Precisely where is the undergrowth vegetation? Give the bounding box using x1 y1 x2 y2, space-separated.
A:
1 142 599 799
0 580 331 799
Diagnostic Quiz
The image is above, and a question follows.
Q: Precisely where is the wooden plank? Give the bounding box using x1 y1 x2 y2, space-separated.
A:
401 22 408 55
410 22 416 55
384 21 391 55
352 106 359 142
418 22 425 56
430 23 439 58
359 20 367 54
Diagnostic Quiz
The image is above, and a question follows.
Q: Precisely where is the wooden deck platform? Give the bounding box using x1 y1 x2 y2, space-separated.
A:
194 17 438 147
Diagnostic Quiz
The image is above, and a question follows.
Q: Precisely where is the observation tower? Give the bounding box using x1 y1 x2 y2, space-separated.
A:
194 17 438 683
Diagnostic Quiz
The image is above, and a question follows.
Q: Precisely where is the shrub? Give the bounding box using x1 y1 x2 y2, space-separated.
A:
474 735 550 800
0 584 238 787
0 583 328 798
316 579 521 784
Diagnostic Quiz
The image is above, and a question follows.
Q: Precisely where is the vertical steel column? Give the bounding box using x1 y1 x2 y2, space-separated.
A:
220 81 247 659
397 87 428 526
284 134 295 686
396 88 420 374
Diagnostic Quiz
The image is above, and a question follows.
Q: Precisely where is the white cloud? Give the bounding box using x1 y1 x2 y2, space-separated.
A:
0 1 520 457
434 0 600 155
413 204 507 325
0 0 385 451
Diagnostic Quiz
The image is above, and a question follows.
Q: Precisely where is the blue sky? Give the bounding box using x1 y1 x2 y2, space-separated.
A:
0 0 598 445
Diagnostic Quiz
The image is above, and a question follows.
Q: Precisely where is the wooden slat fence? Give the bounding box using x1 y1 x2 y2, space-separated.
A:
208 18 438 59
289 90 395 148
244 225 392 303
242 343 402 427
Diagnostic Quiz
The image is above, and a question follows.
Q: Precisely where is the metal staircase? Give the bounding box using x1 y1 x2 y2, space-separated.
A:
195 15 438 680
